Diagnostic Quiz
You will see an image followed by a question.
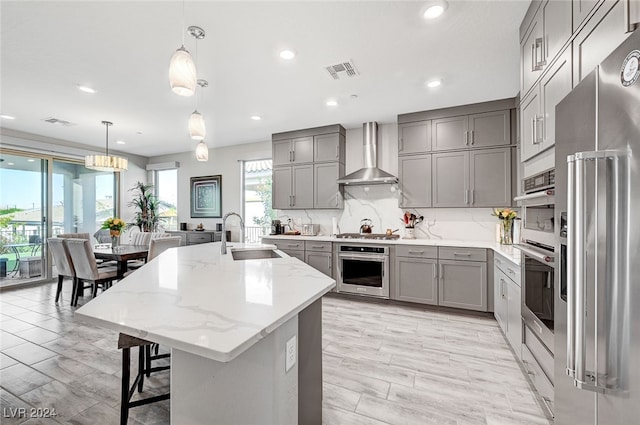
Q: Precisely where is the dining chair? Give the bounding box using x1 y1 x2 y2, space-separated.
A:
130 232 152 246
57 232 91 240
147 236 182 261
47 238 77 304
63 238 119 305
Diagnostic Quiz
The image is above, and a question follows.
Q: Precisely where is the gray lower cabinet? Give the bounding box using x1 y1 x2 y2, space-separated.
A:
394 257 438 305
494 268 508 331
506 276 522 358
305 251 332 277
469 148 512 207
314 162 343 209
398 154 431 207
262 238 332 274
438 259 487 312
166 230 230 245
432 151 468 207
272 165 313 209
494 255 522 359
398 121 431 154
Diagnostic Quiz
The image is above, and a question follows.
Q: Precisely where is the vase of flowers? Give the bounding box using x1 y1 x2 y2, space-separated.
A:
492 208 517 245
102 217 126 248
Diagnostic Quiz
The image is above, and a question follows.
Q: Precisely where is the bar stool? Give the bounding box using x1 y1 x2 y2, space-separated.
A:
118 333 170 425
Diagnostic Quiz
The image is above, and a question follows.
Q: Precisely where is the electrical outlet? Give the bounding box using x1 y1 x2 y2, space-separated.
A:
285 335 296 372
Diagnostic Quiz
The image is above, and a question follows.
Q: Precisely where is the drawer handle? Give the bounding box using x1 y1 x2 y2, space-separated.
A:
311 245 324 249
287 244 300 248
508 269 516 275
408 250 424 255
453 252 472 256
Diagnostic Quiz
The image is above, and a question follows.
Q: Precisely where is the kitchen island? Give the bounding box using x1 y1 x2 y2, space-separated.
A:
75 242 335 425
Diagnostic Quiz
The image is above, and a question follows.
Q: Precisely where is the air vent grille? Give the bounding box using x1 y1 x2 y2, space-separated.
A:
42 117 76 126
325 59 359 80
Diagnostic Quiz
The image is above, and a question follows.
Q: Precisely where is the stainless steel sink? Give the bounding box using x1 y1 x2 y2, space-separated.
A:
231 249 282 260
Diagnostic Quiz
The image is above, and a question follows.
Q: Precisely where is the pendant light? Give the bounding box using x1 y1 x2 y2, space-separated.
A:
189 79 207 140
195 140 209 161
168 5 200 96
85 121 128 172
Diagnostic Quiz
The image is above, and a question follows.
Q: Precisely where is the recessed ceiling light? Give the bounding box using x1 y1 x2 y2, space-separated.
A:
423 1 448 19
426 79 442 88
77 85 96 94
279 49 297 60
116 140 125 145
0 114 15 120
250 115 262 121
7 162 15 166
27 159 35 162
326 99 338 107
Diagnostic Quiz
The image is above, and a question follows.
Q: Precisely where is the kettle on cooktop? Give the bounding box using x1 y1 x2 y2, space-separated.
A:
359 218 373 234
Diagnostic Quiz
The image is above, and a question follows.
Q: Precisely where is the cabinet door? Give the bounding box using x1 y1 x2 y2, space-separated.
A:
305 251 332 277
273 140 292 166
291 136 314 164
398 121 431 154
438 260 488 312
394 257 438 305
314 133 341 162
432 116 468 151
470 148 512 207
506 278 522 359
314 162 343 209
494 267 508 333
283 249 305 261
573 0 630 84
520 88 541 162
432 152 468 207
540 48 572 152
521 12 544 97
573 0 600 30
543 0 572 64
272 167 292 209
468 110 511 148
398 154 431 207
292 165 314 209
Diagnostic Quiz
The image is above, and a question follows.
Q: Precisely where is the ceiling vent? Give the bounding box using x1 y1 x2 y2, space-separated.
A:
325 59 359 80
42 117 76 126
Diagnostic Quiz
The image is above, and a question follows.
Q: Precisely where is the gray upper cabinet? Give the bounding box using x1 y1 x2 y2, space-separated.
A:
292 137 313 164
573 0 632 84
398 121 431 155
540 47 572 152
468 110 511 148
394 257 438 305
314 133 344 163
432 151 468 207
398 154 431 207
520 88 541 162
573 0 600 30
273 140 293 166
542 0 572 64
521 10 544 97
292 165 314 209
432 116 468 151
438 260 488 312
272 167 292 209
470 148 512 207
314 162 343 209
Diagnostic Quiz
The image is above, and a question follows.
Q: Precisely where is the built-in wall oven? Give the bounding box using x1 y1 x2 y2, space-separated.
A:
336 244 390 298
514 169 556 247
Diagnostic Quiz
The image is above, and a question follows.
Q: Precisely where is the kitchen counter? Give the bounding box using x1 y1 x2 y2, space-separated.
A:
262 234 522 266
76 242 335 424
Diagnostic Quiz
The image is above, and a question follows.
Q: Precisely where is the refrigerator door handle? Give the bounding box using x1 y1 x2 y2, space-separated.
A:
566 156 576 378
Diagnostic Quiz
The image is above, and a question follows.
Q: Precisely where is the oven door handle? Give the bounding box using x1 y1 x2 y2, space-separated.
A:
339 253 386 261
517 245 554 264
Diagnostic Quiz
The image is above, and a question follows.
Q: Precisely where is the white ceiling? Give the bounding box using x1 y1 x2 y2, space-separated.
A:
0 1 529 158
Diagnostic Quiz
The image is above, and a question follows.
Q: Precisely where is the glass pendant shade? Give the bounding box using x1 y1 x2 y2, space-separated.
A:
85 155 128 172
189 110 206 140
195 140 209 161
169 45 196 97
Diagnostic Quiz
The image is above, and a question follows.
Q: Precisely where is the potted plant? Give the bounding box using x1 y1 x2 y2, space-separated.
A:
128 182 165 232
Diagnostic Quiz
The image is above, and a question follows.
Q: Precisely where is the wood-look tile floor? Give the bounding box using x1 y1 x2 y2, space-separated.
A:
0 283 550 425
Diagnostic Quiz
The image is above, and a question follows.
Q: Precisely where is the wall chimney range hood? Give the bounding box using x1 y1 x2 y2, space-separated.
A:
337 122 398 185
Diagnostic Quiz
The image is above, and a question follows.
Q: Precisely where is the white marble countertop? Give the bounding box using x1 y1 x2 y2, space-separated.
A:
262 235 522 266
75 242 336 363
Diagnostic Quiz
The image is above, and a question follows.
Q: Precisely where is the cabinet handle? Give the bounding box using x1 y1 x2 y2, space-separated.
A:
464 190 469 205
536 115 544 144
289 151 293 162
531 42 536 72
311 245 324 249
335 193 339 207
500 278 505 298
439 264 444 280
508 268 516 275
433 265 437 279
292 150 295 162
408 250 424 255
624 0 638 33
464 131 469 146
292 195 296 206
533 37 545 70
399 137 404 152
289 195 293 207
470 189 474 205
531 117 537 145
287 244 300 248
336 144 339 158
470 130 474 145
453 252 472 257
328 256 331 270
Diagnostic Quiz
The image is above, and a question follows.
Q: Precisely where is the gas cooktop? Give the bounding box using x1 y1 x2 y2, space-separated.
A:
336 233 400 240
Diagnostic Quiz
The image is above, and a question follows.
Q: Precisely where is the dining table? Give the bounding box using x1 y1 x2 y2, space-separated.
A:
93 245 149 279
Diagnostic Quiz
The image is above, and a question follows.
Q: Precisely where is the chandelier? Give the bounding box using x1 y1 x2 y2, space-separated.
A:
85 121 128 172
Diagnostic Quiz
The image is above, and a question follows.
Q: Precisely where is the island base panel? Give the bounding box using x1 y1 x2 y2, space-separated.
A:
298 298 323 425
171 316 299 424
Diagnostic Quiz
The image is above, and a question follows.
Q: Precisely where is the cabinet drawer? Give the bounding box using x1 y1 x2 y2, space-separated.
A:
304 240 332 253
522 345 554 416
494 254 521 286
438 247 487 262
282 249 305 261
396 245 437 259
272 240 304 251
187 233 213 244
524 325 554 384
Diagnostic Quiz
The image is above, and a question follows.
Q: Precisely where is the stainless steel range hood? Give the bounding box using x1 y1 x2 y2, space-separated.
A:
337 122 398 185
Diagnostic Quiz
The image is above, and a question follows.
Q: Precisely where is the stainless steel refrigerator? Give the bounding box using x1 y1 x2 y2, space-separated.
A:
555 28 640 425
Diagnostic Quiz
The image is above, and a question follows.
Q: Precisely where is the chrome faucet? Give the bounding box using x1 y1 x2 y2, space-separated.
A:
221 212 245 255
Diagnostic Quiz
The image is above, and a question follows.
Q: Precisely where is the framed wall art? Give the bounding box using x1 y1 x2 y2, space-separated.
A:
190 175 222 218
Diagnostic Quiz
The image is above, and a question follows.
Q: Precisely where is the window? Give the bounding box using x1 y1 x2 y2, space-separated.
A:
156 169 178 230
242 159 273 243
